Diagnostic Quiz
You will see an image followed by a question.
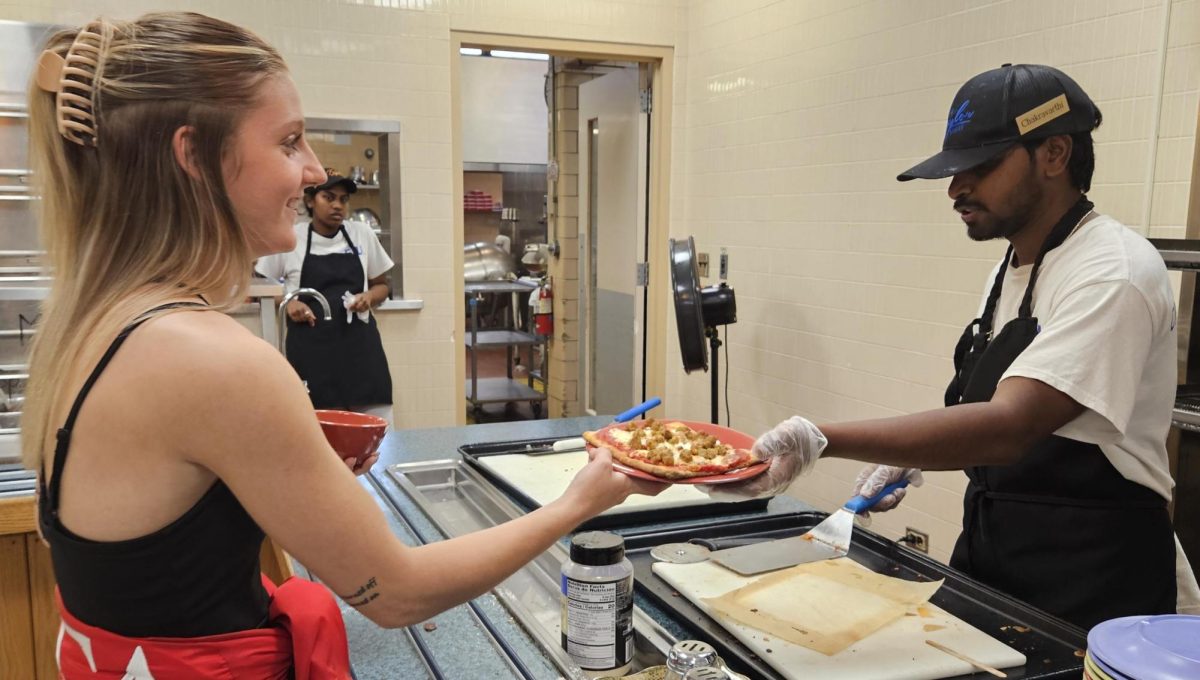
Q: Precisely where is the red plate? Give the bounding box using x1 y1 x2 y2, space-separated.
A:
610 459 769 485
587 419 768 485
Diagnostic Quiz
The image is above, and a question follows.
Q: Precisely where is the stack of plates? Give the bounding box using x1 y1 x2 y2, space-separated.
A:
1086 614 1200 679
1083 650 1126 680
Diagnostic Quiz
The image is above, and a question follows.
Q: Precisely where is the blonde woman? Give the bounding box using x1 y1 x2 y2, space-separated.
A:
26 13 663 678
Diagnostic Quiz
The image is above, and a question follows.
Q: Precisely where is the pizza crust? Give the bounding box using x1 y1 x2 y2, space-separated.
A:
584 428 699 478
581 430 608 450
612 447 706 480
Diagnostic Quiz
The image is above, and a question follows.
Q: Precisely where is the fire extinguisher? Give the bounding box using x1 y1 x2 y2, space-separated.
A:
534 282 553 337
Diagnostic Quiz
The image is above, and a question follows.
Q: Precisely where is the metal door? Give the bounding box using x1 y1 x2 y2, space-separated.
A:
578 65 648 414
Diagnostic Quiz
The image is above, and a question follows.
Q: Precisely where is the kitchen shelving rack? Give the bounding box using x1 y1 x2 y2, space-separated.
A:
465 280 546 420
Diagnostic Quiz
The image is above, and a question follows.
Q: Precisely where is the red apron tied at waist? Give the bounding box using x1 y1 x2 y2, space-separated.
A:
55 574 352 679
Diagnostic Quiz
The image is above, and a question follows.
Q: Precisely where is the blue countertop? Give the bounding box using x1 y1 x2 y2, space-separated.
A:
339 416 814 679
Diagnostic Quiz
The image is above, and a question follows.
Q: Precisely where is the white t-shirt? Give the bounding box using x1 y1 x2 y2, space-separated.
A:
256 220 394 297
983 213 1176 498
980 212 1198 610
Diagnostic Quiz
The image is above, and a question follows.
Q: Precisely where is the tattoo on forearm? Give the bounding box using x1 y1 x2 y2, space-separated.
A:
338 576 381 607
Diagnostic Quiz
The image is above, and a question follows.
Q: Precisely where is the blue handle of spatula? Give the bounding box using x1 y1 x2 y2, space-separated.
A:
614 397 662 423
844 479 910 514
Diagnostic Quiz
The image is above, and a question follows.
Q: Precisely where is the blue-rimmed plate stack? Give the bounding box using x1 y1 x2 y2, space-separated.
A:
1086 614 1200 679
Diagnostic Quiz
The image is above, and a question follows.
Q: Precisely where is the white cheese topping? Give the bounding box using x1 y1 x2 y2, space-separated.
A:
608 423 736 468
609 429 634 445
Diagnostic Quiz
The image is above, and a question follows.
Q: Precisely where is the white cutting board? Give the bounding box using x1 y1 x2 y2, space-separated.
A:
476 451 728 515
654 559 1026 680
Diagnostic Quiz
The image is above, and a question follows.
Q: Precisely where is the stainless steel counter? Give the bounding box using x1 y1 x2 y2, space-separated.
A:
344 417 811 679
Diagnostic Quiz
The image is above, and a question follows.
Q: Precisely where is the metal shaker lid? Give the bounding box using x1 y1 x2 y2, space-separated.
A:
667 640 719 674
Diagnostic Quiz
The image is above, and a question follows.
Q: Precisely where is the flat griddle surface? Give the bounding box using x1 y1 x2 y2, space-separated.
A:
625 512 1086 680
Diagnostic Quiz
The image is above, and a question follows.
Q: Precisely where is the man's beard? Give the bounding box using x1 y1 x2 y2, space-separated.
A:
962 172 1043 243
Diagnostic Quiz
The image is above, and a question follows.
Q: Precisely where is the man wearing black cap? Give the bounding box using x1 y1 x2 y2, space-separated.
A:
705 64 1199 628
257 171 394 432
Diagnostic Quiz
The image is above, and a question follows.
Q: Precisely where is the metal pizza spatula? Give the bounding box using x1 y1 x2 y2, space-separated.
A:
701 480 910 575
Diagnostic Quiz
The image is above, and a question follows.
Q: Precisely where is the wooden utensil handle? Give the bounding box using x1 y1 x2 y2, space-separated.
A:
925 639 1007 678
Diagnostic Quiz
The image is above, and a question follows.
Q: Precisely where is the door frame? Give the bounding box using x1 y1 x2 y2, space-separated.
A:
584 114 600 414
450 31 673 424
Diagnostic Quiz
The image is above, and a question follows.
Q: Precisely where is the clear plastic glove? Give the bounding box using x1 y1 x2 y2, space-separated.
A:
341 291 370 323
851 464 923 516
698 416 828 501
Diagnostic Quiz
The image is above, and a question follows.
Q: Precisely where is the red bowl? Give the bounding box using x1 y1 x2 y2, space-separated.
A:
315 410 387 466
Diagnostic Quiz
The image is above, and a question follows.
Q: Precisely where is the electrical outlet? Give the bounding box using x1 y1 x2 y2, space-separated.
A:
904 528 929 554
719 248 728 280
697 252 710 277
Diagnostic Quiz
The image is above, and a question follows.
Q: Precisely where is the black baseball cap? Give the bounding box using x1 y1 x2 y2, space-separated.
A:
898 64 1100 181
305 170 358 196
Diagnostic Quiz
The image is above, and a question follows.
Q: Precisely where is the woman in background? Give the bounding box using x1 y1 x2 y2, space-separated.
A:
257 171 394 426
26 13 662 678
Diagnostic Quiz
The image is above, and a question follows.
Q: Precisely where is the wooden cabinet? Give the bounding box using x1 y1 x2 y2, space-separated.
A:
0 495 295 678
0 496 56 680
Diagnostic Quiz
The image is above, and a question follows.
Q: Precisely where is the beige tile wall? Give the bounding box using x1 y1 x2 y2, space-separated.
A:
669 0 1200 563
1 0 687 430
5 0 1197 564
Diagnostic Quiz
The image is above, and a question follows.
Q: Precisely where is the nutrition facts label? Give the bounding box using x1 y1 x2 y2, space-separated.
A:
561 577 633 669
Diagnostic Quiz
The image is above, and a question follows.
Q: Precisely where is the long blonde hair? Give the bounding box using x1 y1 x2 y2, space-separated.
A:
23 12 288 470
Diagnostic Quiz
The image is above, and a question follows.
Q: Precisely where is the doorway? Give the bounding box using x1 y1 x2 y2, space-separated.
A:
451 33 674 424
458 49 551 423
578 63 648 415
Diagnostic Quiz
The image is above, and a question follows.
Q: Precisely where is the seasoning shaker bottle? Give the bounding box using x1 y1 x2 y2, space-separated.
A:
561 531 635 678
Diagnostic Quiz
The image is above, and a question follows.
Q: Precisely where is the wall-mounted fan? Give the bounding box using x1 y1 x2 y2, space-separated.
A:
669 237 736 424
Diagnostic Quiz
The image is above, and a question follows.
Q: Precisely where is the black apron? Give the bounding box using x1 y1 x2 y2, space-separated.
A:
286 224 392 409
945 198 1176 631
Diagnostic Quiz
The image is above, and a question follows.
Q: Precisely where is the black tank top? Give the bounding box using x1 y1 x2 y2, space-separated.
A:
37 303 270 637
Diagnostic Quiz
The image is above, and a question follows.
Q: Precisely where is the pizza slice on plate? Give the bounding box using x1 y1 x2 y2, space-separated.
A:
583 418 760 480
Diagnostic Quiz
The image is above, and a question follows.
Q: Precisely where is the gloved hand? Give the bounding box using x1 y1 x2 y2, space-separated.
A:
342 290 370 324
699 416 827 501
851 464 923 515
